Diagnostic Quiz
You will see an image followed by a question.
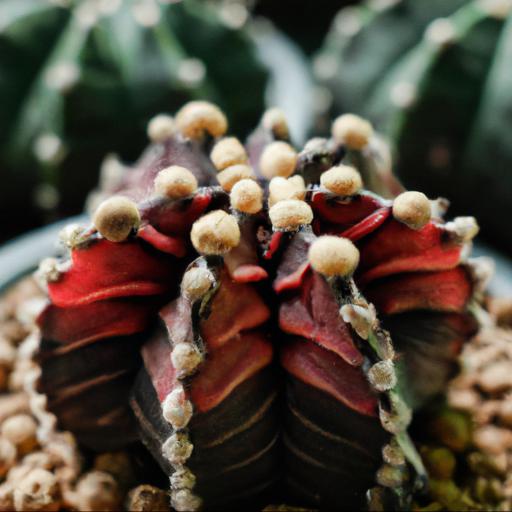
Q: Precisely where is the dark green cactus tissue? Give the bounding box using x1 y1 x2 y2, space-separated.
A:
0 0 268 238
315 0 512 252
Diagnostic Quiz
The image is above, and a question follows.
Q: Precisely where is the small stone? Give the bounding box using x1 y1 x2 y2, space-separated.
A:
1 414 38 456
175 101 227 139
12 468 60 511
126 484 170 511
474 425 512 455
75 471 122 511
478 361 512 393
332 114 373 150
210 137 247 171
191 210 240 255
259 141 298 179
0 438 16 478
308 236 360 277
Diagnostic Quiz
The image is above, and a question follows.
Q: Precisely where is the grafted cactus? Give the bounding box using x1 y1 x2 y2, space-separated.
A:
34 101 484 510
0 0 268 238
315 0 512 252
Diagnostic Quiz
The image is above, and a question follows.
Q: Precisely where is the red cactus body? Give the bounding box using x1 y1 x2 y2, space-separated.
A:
35 103 481 510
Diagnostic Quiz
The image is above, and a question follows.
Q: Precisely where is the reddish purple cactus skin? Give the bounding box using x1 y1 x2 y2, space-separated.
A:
35 105 480 510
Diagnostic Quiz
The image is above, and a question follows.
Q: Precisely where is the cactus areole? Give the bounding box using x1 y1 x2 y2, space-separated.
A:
35 102 483 511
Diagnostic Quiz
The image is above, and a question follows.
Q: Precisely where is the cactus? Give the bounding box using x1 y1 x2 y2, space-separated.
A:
0 0 268 239
34 101 483 510
315 0 512 252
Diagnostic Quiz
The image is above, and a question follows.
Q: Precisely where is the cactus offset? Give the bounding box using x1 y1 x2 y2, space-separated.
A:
0 0 268 238
35 102 482 510
315 0 512 251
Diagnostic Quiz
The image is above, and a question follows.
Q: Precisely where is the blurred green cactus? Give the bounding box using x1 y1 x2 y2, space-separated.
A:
0 0 269 237
315 0 512 252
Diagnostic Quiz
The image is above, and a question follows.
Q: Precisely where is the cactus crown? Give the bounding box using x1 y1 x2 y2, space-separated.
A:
35 100 483 510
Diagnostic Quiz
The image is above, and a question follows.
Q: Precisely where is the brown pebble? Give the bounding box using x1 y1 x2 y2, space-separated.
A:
0 438 16 478
478 361 512 393
94 452 136 490
126 484 170 512
0 483 13 512
75 470 122 511
473 425 512 455
12 468 60 511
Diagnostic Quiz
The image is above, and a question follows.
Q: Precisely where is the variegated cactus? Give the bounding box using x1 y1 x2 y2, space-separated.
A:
34 101 485 510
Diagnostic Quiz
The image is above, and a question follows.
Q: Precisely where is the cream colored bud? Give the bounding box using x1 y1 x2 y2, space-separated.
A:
268 199 313 231
92 196 140 242
147 114 175 143
392 191 431 229
190 210 240 255
368 360 397 392
170 467 196 490
153 166 198 199
76 471 121 511
216 164 255 192
162 433 193 466
175 101 227 139
268 176 306 207
181 267 214 302
332 114 373 150
259 141 298 179
262 107 289 139
230 179 263 214
171 489 202 512
308 236 360 277
210 137 247 171
320 165 362 196
162 388 193 430
171 343 202 377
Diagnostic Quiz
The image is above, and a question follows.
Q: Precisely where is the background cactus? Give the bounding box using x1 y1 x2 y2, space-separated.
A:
0 0 269 240
315 0 512 253
31 100 485 510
